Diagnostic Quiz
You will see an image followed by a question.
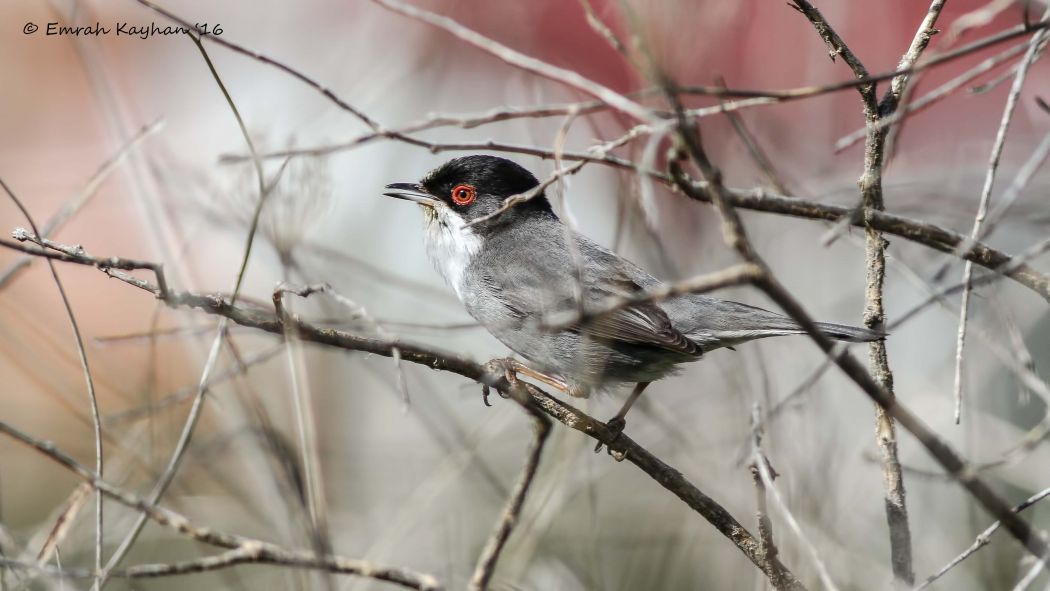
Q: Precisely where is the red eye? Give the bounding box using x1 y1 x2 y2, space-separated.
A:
451 184 476 206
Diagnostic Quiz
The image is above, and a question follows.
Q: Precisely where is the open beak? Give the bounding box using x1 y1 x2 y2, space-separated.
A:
383 182 438 207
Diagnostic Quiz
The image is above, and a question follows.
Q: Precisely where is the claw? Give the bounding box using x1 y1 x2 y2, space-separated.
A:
594 417 627 454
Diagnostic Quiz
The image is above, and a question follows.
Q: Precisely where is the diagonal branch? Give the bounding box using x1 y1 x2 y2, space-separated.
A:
751 406 838 590
915 485 1050 590
882 0 947 110
1 236 807 589
368 0 654 122
665 121 1050 570
132 0 379 130
468 375 551 591
100 36 293 586
0 420 443 591
1 179 106 590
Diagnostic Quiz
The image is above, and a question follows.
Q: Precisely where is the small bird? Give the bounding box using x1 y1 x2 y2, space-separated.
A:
384 155 882 439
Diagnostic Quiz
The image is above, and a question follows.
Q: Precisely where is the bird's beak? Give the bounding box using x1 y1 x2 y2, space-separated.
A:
383 183 438 207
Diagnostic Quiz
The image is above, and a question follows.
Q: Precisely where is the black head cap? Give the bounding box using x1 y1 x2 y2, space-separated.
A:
420 155 554 222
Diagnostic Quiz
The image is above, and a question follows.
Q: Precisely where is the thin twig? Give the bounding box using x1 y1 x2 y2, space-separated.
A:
885 0 947 105
748 405 781 587
274 283 410 406
1010 557 1045 590
953 22 1050 424
465 123 658 227
915 486 1050 590
891 237 1050 329
789 1 871 83
369 0 653 122
0 179 105 590
835 40 1033 152
103 345 284 425
468 374 551 591
679 181 1050 302
6 230 168 296
99 36 291 585
718 89 791 195
0 420 442 590
668 145 1050 568
751 405 838 591
35 483 92 567
576 0 629 58
132 0 378 130
0 120 161 291
539 263 763 334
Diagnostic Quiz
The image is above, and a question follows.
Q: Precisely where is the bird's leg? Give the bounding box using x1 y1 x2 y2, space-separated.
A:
482 358 576 407
594 382 651 454
500 358 574 394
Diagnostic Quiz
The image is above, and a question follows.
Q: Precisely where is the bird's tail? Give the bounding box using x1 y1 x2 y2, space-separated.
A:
672 296 885 349
811 320 885 343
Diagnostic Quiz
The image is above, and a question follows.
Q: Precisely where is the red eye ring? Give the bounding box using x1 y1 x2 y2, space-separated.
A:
451 184 476 206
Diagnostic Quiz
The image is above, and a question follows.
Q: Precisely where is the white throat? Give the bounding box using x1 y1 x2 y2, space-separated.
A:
421 205 482 300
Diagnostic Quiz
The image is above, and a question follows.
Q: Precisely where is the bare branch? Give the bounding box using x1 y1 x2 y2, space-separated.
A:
35 483 92 567
751 405 838 591
789 0 872 102
953 22 1050 424
468 373 551 591
748 406 782 589
0 234 806 587
540 263 763 334
836 40 1033 152
0 120 161 291
0 179 105 590
0 420 442 590
916 486 1050 590
576 0 629 58
133 0 379 130
8 230 168 296
369 0 654 122
669 153 1050 569
882 0 947 109
694 185 1050 302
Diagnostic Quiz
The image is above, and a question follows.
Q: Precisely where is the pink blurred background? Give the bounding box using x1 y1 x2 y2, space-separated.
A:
2 1 1049 589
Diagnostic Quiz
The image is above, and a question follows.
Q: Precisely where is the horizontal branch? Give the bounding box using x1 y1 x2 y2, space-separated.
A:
221 133 1050 304
684 184 1050 303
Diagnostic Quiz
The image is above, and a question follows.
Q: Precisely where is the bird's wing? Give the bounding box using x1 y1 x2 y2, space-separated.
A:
476 229 702 356
578 274 703 356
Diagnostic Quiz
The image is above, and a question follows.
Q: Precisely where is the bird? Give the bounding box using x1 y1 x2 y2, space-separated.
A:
383 155 882 442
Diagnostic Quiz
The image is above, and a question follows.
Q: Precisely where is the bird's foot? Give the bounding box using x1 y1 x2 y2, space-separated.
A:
480 384 509 407
594 417 628 461
484 357 573 394
480 359 517 406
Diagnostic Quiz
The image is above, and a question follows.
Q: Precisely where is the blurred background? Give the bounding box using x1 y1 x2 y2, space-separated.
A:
2 0 1050 589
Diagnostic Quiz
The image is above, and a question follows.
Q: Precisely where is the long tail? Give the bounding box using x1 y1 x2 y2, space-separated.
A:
671 296 885 349
811 319 885 342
